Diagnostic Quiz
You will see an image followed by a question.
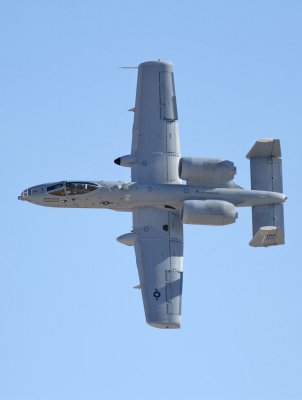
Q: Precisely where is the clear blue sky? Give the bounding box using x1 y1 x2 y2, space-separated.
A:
1 1 301 399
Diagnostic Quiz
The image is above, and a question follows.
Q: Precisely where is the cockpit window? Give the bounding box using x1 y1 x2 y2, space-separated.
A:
66 182 99 195
47 183 66 196
47 182 99 196
47 183 64 192
49 188 66 196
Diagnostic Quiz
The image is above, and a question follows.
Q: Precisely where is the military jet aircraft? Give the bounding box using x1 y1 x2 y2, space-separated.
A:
19 61 287 329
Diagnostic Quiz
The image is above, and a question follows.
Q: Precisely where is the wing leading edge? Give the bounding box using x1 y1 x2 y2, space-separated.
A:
132 207 183 328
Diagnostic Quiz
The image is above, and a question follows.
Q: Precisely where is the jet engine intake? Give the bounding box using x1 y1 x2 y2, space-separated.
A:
179 157 236 187
181 200 238 226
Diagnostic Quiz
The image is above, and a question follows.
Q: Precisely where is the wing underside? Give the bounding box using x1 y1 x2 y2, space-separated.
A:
131 61 181 184
132 207 183 328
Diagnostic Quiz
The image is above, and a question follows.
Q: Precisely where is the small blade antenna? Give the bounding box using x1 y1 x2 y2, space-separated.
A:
119 66 138 69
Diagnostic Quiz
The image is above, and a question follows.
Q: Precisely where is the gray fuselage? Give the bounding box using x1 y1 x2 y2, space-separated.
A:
19 180 286 211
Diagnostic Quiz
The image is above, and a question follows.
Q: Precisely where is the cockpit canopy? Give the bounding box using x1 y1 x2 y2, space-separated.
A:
47 181 99 196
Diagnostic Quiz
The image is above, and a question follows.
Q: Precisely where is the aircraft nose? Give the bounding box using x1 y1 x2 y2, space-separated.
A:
18 188 31 201
18 189 27 200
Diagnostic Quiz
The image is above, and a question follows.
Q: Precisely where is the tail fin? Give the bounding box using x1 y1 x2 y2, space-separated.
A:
246 139 285 247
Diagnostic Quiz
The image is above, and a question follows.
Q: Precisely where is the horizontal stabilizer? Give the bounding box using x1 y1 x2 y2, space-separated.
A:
249 226 284 247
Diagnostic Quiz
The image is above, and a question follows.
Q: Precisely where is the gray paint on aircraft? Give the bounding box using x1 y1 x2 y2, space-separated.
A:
19 61 287 329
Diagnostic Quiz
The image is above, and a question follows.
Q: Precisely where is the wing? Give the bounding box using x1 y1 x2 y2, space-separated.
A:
131 61 181 184
132 207 183 329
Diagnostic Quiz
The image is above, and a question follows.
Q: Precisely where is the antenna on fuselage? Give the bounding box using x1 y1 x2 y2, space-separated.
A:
119 66 138 69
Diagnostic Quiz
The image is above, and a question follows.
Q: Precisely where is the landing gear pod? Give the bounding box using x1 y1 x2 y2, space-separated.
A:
114 155 136 167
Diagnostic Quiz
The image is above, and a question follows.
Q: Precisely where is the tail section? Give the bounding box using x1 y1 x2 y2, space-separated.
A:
249 225 284 247
246 139 285 247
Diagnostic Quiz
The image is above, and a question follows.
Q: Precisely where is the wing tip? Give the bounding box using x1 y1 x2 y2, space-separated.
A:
147 316 181 329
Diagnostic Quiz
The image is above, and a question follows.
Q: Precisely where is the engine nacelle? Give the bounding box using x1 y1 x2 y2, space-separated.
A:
179 157 236 187
181 200 238 226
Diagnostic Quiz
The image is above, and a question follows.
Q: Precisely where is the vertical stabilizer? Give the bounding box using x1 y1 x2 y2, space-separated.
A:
246 139 285 247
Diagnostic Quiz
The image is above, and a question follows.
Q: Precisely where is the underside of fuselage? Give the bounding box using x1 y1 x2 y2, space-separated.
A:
19 60 287 329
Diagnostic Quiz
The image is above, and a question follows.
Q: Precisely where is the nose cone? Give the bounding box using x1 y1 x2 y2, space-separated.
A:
18 185 44 202
18 189 30 201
